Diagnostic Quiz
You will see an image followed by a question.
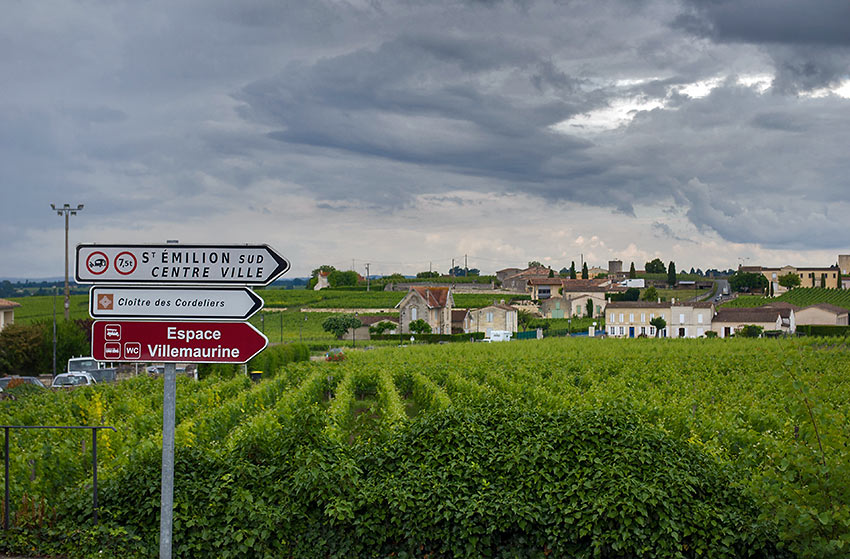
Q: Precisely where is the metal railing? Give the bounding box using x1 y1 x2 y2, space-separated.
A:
2 425 116 529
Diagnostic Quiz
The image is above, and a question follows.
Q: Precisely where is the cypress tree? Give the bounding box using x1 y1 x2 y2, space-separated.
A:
667 261 677 287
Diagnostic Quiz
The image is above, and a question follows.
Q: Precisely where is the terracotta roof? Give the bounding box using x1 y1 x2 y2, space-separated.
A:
407 286 451 308
0 299 21 310
528 278 564 286
803 303 849 315
713 308 782 323
504 266 551 281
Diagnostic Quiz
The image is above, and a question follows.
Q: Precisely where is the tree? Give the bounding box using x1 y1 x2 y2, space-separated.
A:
739 324 763 338
328 270 359 288
408 319 432 335
559 267 569 278
322 315 362 338
729 271 768 293
517 310 535 331
778 273 801 290
622 288 640 301
650 316 666 338
585 298 594 318
570 262 577 280
641 286 659 302
821 273 827 288
528 261 543 268
645 258 666 274
416 271 439 279
667 261 677 287
308 265 337 289
629 262 636 279
581 262 588 279
369 321 397 335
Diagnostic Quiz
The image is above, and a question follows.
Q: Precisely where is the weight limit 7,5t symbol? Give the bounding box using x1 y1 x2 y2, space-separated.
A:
114 252 138 276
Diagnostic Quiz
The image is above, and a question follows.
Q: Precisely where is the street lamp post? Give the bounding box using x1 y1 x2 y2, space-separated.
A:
50 203 84 320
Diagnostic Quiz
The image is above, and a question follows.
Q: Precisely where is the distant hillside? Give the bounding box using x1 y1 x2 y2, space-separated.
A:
721 287 850 311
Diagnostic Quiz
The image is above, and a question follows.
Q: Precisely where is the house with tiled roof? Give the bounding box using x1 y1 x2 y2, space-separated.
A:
0 299 21 332
467 303 518 336
712 307 795 338
501 266 551 292
795 303 849 326
606 300 715 338
395 286 454 334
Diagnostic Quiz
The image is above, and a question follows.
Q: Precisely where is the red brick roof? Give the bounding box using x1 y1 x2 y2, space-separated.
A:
409 286 451 308
0 299 21 310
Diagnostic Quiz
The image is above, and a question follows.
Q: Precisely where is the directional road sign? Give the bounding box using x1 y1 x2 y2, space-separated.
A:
75 244 289 285
89 286 264 320
92 321 268 363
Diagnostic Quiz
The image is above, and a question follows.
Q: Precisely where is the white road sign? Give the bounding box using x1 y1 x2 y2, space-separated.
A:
89 286 265 320
75 244 289 285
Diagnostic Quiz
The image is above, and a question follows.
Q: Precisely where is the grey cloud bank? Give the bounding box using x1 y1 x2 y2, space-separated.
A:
1 0 848 278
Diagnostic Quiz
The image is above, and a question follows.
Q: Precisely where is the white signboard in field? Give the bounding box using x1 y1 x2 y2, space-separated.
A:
75 244 289 285
89 286 264 320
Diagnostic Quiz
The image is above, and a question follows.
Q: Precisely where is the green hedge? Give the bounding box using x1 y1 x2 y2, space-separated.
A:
371 332 486 343
9 403 784 558
797 324 850 337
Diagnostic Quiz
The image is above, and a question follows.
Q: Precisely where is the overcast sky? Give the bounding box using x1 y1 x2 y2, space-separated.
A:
2 0 849 279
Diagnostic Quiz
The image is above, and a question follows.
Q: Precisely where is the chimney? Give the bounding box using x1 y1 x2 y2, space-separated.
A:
658 298 661 303
500 299 505 304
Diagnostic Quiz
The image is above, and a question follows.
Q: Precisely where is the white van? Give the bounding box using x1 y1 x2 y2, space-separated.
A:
482 330 513 342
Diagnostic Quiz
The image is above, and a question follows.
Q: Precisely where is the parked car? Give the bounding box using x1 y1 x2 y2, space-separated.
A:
51 372 97 388
0 376 47 390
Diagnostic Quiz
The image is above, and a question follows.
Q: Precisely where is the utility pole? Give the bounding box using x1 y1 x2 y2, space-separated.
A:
465 254 468 277
365 263 370 291
50 203 84 320
451 258 455 277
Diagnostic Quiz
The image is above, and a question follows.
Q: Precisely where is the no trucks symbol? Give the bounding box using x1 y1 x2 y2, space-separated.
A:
86 251 109 275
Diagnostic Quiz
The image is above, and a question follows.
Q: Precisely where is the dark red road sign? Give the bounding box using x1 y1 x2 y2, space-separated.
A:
92 321 268 363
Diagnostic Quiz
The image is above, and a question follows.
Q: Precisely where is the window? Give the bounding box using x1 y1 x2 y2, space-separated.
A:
640 326 646 335
619 326 625 335
609 313 615 323
411 307 417 321
650 313 655 320
697 314 703 324
610 326 616 335
619 313 624 323
641 313 645 323
629 313 634 323
650 326 655 335
486 312 494 323
679 313 685 324
697 327 704 336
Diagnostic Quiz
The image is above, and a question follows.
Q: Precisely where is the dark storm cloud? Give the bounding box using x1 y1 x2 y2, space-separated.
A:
237 33 592 205
675 0 850 93
3 0 849 278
